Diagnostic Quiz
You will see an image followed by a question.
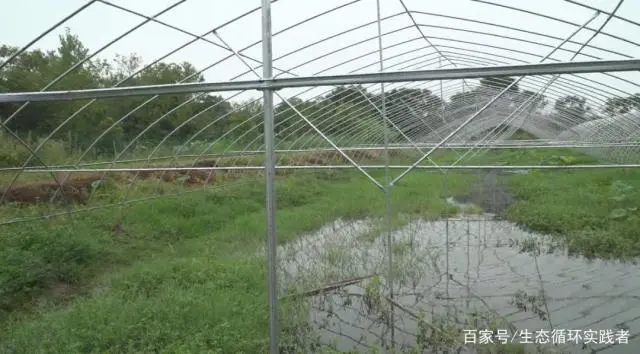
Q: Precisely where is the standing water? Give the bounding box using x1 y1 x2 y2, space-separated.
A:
277 211 639 353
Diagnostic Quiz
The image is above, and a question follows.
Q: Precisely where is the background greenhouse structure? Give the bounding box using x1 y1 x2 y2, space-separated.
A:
1 0 640 353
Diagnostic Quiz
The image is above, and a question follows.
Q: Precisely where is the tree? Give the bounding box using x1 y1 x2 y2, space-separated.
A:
554 95 590 125
384 88 445 135
326 85 369 107
2 29 448 163
274 97 304 135
518 90 548 114
0 29 103 137
479 76 519 93
604 94 640 116
446 90 481 122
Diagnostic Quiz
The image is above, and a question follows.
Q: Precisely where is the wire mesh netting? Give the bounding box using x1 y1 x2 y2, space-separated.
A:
1 0 640 353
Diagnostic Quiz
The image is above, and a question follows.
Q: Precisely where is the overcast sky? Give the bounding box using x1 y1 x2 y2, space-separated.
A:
1 0 639 105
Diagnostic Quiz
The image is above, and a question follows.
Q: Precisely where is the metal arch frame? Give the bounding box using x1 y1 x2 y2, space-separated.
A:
1 0 385 204
153 65 639 172
5 1 640 177
184 66 636 171
428 0 626 167
408 10 632 59
452 0 625 167
1 0 189 127
0 1 99 70
2 2 639 178
391 9 602 185
2 56 636 195
470 0 640 49
2 56 636 201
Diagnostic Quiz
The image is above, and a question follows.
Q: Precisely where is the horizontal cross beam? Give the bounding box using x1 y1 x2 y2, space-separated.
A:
1 59 639 103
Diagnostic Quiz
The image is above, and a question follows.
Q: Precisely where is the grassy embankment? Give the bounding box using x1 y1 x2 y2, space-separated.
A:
0 144 639 352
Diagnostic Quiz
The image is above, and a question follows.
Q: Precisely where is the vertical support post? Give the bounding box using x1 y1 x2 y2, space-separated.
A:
440 59 446 125
441 57 450 304
466 217 470 312
376 0 394 350
261 1 278 353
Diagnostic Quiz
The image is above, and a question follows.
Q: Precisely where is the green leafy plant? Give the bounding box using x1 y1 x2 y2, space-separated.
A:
545 155 577 165
510 289 547 321
609 180 637 220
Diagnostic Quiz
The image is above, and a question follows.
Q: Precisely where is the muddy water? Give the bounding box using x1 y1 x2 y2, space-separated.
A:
278 214 639 353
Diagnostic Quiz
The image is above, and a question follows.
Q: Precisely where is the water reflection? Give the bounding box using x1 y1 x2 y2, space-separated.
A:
278 215 639 353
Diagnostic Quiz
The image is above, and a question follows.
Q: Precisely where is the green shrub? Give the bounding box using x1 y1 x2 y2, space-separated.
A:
0 221 107 313
0 133 70 167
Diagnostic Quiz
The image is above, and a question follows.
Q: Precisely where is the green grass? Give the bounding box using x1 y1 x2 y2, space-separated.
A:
1 147 640 352
0 168 474 352
455 147 640 259
505 168 640 259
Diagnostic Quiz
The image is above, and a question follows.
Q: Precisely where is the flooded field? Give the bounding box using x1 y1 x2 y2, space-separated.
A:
278 212 639 353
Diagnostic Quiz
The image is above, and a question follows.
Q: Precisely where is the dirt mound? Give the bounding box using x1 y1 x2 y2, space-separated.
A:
138 169 220 185
192 159 218 167
1 173 102 205
0 149 401 205
286 149 398 166
0 167 227 205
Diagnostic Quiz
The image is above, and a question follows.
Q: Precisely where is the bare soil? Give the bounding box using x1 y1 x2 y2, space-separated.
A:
0 159 226 205
0 149 397 205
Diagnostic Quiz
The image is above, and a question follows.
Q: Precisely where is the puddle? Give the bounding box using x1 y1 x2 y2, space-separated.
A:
278 214 640 353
